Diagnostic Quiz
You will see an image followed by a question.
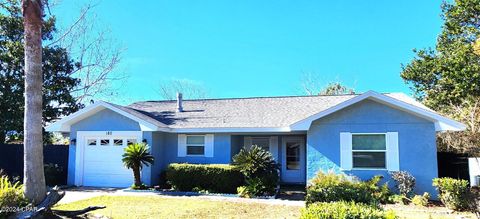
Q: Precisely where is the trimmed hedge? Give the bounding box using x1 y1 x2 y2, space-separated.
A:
301 201 396 219
166 163 244 193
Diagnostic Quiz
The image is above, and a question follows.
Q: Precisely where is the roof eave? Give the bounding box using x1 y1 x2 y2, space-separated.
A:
289 90 467 132
45 101 167 132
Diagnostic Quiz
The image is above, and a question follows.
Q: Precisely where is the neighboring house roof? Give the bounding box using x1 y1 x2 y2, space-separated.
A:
46 91 466 133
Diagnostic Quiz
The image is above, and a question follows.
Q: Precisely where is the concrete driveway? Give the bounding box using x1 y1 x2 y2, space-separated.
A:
58 187 121 204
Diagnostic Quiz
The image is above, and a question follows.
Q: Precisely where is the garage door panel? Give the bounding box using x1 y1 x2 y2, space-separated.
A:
84 155 125 162
84 148 125 160
85 168 129 175
82 135 138 187
84 164 130 174
84 159 125 165
83 175 132 187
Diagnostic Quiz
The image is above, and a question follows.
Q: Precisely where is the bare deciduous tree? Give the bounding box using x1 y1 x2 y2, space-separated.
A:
50 3 125 103
300 72 355 95
300 72 322 95
158 79 208 100
22 0 46 204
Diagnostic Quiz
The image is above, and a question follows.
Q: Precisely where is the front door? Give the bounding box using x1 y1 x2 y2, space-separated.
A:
281 137 306 183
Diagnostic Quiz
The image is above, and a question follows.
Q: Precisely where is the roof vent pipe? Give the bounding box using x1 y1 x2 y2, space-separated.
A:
176 92 183 112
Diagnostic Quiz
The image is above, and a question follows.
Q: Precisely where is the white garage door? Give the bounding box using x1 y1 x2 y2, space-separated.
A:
82 135 139 187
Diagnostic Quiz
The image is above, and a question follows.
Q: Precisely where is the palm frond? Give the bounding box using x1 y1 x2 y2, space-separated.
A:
122 143 155 170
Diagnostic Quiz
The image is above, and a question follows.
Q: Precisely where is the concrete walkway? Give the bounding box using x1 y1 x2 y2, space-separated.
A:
58 187 305 207
58 187 120 204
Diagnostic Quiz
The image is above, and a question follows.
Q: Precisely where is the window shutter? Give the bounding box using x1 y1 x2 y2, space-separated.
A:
177 134 187 157
340 132 352 170
269 136 279 161
244 137 252 149
386 132 400 171
205 134 214 157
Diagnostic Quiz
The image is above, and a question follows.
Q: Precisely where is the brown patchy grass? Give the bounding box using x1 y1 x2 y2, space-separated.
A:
54 195 301 219
384 203 475 219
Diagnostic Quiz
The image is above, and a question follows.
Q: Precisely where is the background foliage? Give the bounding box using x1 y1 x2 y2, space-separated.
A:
0 0 81 143
401 0 480 155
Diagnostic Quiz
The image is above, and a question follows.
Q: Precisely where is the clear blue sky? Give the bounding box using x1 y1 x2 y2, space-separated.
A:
53 1 443 104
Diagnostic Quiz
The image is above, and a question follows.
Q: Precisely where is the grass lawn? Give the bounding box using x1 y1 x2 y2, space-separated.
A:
54 195 302 219
55 195 477 219
384 204 475 219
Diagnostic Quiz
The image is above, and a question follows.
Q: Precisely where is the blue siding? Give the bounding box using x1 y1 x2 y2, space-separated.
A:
66 145 76 185
162 133 232 164
307 99 438 195
147 131 164 185
67 108 143 185
71 109 142 132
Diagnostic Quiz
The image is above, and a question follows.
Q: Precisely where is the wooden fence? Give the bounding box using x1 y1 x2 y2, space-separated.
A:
0 144 69 185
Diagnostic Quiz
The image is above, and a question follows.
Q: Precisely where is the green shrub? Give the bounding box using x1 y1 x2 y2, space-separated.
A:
155 171 169 189
372 177 393 204
0 176 28 217
236 177 270 198
232 146 279 196
432 177 470 211
131 183 148 190
388 194 409 205
44 163 65 186
237 186 249 198
166 163 243 193
411 192 430 207
305 172 390 205
300 201 396 219
468 186 480 216
390 171 415 197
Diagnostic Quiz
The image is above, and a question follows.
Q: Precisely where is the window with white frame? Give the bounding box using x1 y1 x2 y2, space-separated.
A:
352 134 386 169
186 135 205 155
251 137 270 151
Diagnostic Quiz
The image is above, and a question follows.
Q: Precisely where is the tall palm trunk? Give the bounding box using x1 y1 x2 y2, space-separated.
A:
22 0 46 204
133 165 141 187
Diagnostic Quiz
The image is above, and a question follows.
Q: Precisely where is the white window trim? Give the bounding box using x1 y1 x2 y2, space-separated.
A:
186 135 206 156
351 133 388 170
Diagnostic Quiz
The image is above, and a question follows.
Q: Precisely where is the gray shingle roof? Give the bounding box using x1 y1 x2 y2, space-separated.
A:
107 102 170 128
124 93 428 129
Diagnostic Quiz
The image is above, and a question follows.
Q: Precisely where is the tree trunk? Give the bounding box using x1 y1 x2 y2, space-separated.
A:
22 0 46 204
133 166 141 187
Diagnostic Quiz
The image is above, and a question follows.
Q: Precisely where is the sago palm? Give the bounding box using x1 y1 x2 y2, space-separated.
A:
232 145 279 179
122 143 154 187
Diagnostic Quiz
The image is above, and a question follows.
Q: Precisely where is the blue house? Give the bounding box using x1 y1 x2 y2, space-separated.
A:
46 91 465 194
